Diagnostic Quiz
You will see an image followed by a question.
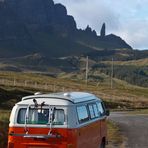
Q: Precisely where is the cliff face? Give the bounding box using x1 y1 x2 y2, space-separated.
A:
12 0 75 30
2 0 76 32
0 0 77 57
0 0 132 59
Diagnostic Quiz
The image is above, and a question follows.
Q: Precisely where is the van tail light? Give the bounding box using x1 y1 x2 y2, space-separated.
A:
67 144 74 148
8 142 14 148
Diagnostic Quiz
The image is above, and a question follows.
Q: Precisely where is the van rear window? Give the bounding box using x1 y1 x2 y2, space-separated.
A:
17 108 65 125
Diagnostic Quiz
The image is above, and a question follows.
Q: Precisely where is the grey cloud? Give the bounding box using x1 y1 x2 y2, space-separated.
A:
54 0 148 49
54 0 120 34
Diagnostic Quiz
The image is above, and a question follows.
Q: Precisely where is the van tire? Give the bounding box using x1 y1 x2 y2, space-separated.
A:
100 139 105 148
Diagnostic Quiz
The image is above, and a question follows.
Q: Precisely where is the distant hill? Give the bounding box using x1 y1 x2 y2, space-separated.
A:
0 0 133 59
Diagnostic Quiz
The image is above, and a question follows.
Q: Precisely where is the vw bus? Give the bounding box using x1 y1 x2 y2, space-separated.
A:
8 92 109 148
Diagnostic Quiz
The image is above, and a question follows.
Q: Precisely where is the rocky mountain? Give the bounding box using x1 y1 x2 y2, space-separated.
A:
0 0 78 58
0 0 133 58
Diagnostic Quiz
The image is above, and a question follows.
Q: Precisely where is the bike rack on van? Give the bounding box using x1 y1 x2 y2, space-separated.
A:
24 99 61 139
24 104 31 134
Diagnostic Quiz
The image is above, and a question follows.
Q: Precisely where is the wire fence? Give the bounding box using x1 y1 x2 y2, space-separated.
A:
0 78 113 104
0 78 69 92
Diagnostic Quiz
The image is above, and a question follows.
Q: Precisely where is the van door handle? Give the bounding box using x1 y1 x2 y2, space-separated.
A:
79 132 81 136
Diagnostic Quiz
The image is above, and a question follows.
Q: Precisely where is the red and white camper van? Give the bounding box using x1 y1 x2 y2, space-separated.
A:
8 92 109 148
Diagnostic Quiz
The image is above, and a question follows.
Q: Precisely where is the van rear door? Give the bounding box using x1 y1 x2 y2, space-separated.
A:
8 106 68 148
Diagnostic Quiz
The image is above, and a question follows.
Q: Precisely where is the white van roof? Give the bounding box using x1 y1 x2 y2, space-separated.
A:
19 92 100 105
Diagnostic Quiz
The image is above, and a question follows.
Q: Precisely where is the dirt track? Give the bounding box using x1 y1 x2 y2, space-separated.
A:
109 112 148 148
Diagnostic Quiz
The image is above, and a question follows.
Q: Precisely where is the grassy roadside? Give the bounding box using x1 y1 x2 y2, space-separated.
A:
107 120 125 148
127 109 148 115
0 110 10 148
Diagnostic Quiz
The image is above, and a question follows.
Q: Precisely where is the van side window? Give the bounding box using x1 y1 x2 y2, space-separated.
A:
77 106 89 123
96 102 105 116
93 104 99 117
88 103 99 119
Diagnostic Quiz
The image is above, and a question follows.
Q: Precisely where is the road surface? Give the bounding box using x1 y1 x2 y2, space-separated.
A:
109 112 148 148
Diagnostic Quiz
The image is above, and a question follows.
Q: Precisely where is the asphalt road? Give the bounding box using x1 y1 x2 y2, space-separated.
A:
109 112 148 148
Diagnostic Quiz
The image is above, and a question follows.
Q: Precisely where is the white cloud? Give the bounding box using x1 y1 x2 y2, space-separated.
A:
116 19 148 49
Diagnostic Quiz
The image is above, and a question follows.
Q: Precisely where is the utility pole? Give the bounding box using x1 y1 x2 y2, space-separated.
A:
85 56 89 85
111 57 114 89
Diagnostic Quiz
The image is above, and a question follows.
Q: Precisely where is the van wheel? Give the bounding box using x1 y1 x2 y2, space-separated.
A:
100 139 105 148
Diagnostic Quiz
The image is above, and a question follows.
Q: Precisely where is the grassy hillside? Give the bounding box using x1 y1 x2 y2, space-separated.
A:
0 55 147 87
102 58 148 66
0 71 147 110
90 58 148 87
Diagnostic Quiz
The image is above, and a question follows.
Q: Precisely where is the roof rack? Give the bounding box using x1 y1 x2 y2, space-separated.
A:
21 92 98 104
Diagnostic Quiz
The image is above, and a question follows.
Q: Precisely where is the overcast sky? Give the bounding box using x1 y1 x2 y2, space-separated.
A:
54 0 148 50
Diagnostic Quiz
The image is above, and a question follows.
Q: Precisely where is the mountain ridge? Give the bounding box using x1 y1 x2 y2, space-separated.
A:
0 0 133 59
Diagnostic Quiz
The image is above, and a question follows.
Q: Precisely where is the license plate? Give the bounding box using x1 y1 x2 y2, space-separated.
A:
28 146 49 148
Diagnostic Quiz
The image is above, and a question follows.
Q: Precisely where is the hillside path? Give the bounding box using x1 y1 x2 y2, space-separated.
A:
109 112 148 148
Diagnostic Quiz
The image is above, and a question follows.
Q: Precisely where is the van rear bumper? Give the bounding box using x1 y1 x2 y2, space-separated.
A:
9 133 61 139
